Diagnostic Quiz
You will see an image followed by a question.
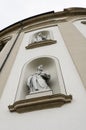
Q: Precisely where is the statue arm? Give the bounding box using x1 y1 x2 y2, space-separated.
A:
41 73 50 81
27 76 32 87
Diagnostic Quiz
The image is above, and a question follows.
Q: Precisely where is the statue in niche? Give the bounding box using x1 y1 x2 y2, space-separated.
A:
27 65 51 94
34 32 47 42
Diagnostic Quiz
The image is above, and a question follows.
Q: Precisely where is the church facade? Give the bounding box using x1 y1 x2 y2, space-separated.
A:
0 7 86 130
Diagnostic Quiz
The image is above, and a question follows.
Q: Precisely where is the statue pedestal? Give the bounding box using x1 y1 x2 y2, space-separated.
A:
26 89 53 99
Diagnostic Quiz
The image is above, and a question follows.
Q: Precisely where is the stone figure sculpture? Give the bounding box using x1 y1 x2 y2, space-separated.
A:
34 32 47 42
27 65 51 93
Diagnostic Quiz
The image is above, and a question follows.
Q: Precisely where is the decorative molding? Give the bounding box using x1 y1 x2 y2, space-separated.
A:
25 40 56 49
0 36 12 52
24 20 58 32
8 94 72 113
1 8 86 36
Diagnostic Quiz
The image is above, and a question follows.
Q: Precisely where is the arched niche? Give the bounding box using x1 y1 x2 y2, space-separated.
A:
25 30 56 49
32 30 51 42
8 56 72 113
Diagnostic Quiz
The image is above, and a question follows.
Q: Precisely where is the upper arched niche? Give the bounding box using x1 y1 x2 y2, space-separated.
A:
32 30 51 43
25 30 56 49
8 56 72 113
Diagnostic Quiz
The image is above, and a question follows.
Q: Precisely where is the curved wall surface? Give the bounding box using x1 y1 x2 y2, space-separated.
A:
0 7 86 130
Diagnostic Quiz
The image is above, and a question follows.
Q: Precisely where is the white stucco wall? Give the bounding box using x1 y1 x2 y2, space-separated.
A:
0 26 86 130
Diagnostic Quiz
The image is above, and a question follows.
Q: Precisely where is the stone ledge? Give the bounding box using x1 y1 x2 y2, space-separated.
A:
25 40 57 49
8 94 72 113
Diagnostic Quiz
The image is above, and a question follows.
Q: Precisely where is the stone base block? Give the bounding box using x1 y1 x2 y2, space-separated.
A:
26 89 53 99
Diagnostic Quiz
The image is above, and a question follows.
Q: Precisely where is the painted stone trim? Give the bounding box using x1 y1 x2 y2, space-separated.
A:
8 94 72 113
25 40 56 49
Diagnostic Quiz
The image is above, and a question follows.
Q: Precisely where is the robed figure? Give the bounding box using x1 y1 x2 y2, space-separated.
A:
27 65 51 93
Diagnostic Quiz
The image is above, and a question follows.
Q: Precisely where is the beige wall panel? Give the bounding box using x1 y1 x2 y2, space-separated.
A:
58 22 86 88
0 32 24 97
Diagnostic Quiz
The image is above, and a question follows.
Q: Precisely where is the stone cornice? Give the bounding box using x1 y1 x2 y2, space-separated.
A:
0 7 86 36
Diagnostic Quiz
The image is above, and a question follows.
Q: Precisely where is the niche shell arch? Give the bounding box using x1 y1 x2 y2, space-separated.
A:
8 56 72 113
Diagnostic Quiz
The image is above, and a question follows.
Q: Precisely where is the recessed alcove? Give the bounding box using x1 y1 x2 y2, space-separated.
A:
25 30 56 49
8 56 72 113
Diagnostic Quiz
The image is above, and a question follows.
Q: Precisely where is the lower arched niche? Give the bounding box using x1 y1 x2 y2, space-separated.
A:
8 56 72 113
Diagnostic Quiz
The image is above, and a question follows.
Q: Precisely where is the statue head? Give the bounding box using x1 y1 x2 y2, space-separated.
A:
37 65 43 72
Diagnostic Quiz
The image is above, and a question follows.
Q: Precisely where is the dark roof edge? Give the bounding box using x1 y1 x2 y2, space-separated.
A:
0 7 86 36
0 11 54 33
